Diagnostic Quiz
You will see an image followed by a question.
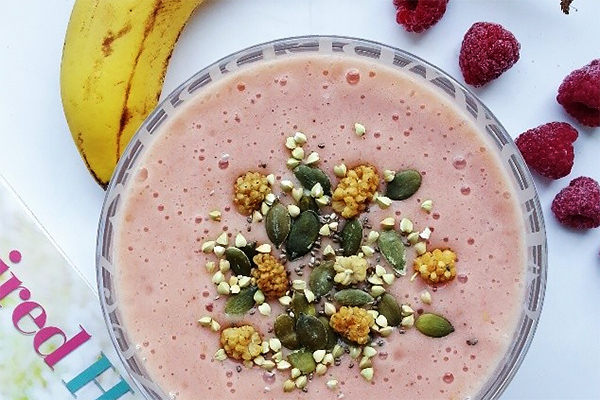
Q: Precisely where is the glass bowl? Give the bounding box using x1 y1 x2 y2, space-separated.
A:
97 35 547 400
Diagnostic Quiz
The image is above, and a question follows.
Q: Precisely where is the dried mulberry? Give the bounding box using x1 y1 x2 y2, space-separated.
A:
252 253 290 299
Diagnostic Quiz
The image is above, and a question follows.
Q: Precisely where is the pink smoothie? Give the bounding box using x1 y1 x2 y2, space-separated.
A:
114 53 526 400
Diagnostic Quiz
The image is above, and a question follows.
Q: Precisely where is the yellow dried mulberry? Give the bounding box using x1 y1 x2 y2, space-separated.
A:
252 253 290 299
329 306 374 345
413 248 457 285
220 325 263 361
332 165 379 218
233 172 271 215
333 255 368 286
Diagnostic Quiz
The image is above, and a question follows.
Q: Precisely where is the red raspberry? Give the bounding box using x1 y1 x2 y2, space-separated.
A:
556 59 600 127
393 0 449 33
459 22 520 87
514 122 578 179
551 177 600 229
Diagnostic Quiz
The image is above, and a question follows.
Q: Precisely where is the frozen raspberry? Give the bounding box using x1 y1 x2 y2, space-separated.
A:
515 122 578 179
459 22 520 87
393 0 449 33
551 177 600 229
556 59 600 127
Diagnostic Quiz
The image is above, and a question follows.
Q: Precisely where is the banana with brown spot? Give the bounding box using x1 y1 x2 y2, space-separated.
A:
60 0 205 188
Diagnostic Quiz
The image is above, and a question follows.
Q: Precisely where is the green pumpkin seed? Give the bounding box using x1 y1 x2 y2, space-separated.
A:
296 314 327 351
340 219 363 256
308 260 335 297
285 211 320 260
225 247 253 276
319 316 337 350
265 202 291 247
385 169 422 200
274 314 301 350
334 289 374 306
239 242 258 268
377 293 402 327
287 349 317 374
224 286 258 315
415 313 455 338
294 165 332 195
298 195 319 213
291 291 316 318
378 230 407 275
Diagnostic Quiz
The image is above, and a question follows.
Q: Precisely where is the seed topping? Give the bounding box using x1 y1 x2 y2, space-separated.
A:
197 128 459 394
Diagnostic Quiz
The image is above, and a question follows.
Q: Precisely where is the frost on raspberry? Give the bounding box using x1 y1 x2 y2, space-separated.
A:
556 59 600 127
459 22 520 87
551 177 600 229
393 0 449 33
514 122 578 180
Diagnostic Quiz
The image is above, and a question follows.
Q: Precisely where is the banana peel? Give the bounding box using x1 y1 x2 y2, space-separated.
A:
60 0 204 188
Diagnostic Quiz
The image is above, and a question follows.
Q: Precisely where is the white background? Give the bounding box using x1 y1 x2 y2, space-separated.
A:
1 0 599 399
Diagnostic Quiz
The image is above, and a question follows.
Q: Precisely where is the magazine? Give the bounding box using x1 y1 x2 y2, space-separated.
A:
0 175 140 399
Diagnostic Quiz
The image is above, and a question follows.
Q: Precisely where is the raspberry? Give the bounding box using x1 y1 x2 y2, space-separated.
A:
393 0 449 33
459 22 520 87
556 59 600 127
514 122 578 179
551 177 600 229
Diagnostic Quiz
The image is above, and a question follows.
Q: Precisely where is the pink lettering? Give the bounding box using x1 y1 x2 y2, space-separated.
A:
0 258 9 274
34 325 92 369
12 300 47 334
0 271 31 303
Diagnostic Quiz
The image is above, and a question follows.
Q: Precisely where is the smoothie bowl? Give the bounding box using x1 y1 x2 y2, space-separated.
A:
97 36 547 400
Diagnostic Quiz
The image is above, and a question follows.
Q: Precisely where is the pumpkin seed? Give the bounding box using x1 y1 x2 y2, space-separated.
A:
377 293 402 327
377 230 407 275
340 219 363 256
334 289 374 306
296 314 327 351
294 165 332 195
308 260 335 297
291 291 316 317
238 241 258 266
224 286 258 315
285 210 320 260
265 202 291 247
297 195 319 213
318 316 337 350
385 169 422 200
225 247 253 276
415 313 455 338
274 314 301 350
287 349 317 374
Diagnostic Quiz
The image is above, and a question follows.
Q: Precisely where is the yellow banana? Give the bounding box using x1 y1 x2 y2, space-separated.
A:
60 0 204 188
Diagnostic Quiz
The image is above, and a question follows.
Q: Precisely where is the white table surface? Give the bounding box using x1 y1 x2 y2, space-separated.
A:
1 1 599 399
